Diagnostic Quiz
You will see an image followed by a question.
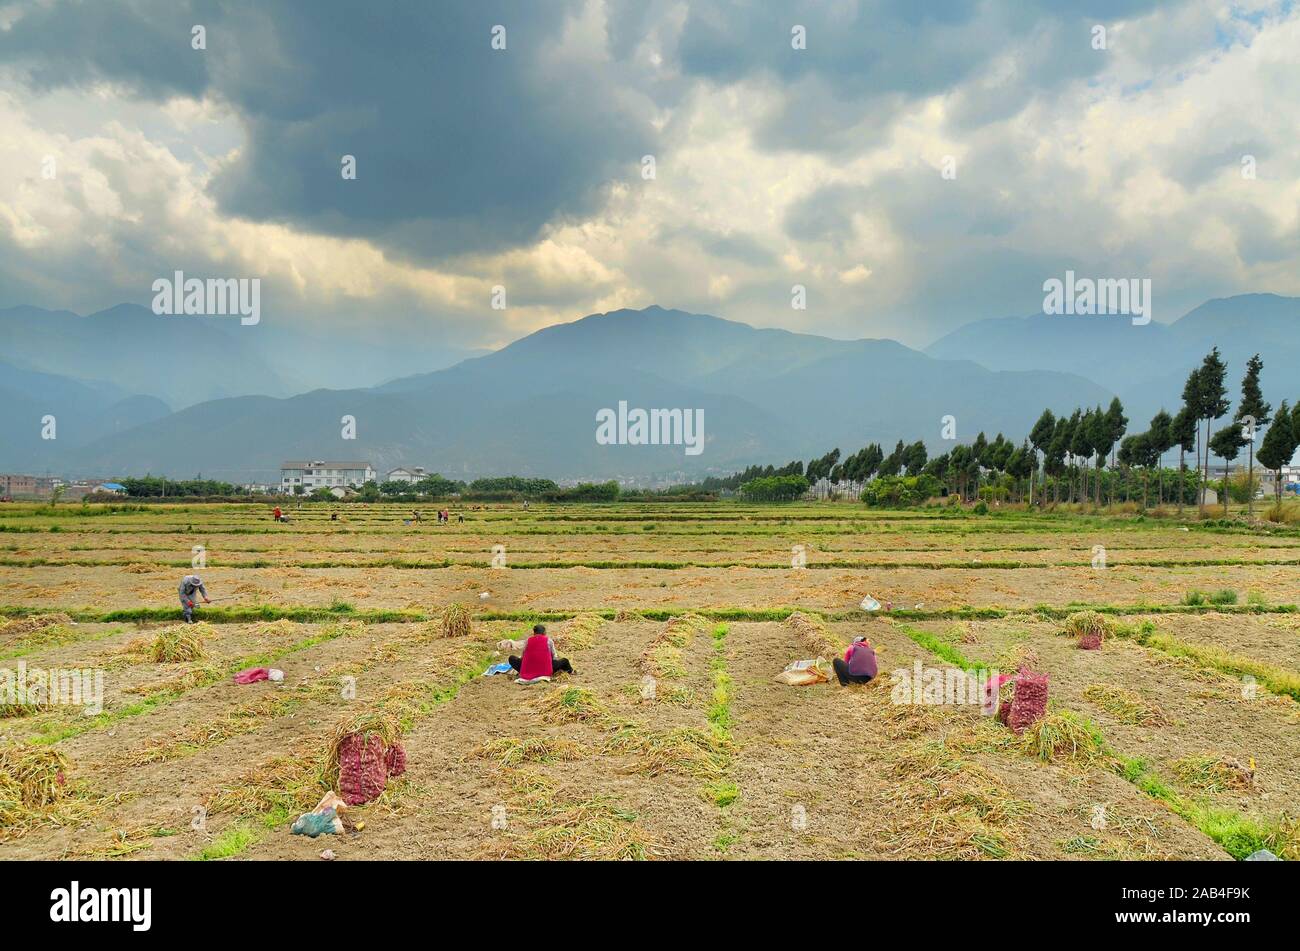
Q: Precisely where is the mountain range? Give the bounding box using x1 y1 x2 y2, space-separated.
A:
2 296 1295 483
926 293 1299 427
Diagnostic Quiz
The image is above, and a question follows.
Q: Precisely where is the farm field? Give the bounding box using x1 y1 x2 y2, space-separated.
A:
1 500 1298 861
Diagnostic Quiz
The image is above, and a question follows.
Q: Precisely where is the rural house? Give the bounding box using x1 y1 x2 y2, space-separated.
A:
280 460 376 494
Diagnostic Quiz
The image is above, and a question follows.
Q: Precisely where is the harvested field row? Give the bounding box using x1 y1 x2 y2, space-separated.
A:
4 565 1299 616
3 501 1295 861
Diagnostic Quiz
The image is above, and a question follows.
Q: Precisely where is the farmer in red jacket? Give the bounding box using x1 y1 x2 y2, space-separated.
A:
833 636 877 686
508 624 575 682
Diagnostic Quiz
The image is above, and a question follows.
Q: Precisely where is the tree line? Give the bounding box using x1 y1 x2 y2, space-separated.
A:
735 348 1297 510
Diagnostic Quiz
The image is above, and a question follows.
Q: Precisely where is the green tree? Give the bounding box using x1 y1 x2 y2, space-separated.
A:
739 474 810 502
1070 410 1093 504
1192 349 1230 513
970 432 989 497
1234 353 1271 516
1170 405 1197 515
1007 440 1034 502
860 474 941 508
877 441 905 478
1147 409 1173 506
1208 425 1243 515
923 451 950 485
413 473 464 497
949 444 971 500
1097 398 1127 506
1046 414 1073 503
1257 401 1297 504
1028 409 1056 507
986 434 1012 474
805 448 841 483
843 443 883 482
902 440 928 476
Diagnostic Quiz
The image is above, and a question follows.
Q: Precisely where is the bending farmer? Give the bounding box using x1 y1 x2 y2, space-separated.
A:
178 574 211 623
833 636 877 686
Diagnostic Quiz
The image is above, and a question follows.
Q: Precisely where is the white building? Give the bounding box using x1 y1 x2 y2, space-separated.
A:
281 460 376 494
386 466 427 484
1260 465 1300 496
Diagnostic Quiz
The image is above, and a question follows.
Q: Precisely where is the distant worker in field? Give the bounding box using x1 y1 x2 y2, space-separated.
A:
833 636 877 686
508 623 575 683
178 574 211 624
273 505 282 521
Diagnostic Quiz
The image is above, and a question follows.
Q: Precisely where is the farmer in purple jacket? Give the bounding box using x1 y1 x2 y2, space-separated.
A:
833 636 877 686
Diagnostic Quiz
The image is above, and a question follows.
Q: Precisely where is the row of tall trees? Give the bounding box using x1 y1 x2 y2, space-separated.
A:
780 348 1295 509
697 460 805 493
805 439 930 485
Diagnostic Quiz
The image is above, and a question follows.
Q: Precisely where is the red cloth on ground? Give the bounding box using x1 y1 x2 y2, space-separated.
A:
518 634 555 681
233 667 270 684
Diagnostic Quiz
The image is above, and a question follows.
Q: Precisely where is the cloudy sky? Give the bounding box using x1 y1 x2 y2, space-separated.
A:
2 0 1298 366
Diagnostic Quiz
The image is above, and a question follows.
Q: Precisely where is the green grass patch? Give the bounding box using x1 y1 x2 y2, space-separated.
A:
1111 619 1300 702
1117 757 1294 859
897 624 987 672
193 824 257 861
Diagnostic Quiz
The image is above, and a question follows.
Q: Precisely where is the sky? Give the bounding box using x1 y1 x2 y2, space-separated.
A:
1 0 1298 370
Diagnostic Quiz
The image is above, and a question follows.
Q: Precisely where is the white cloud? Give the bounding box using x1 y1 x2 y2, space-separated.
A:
2 0 1300 353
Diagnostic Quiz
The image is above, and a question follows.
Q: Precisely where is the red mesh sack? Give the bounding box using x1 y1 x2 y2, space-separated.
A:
1077 630 1103 650
338 733 389 805
384 743 407 777
1006 670 1049 734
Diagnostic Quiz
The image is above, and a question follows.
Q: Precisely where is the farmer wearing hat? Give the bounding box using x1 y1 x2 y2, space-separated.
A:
178 574 211 623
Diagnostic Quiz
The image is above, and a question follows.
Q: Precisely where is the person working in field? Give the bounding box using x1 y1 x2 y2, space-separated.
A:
178 574 211 623
833 636 877 686
508 623 574 683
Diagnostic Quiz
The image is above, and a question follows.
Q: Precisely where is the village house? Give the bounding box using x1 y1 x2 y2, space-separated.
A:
385 466 428 484
280 460 376 494
0 474 59 499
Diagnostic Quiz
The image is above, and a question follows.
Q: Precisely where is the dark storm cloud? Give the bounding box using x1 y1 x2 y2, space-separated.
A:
207 3 659 262
1 0 658 262
0 0 211 97
0 0 1186 269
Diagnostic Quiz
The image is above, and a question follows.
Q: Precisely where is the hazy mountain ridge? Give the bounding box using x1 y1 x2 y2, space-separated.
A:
0 358 171 472
2 296 1292 482
925 293 1300 428
35 306 1110 481
0 303 293 409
